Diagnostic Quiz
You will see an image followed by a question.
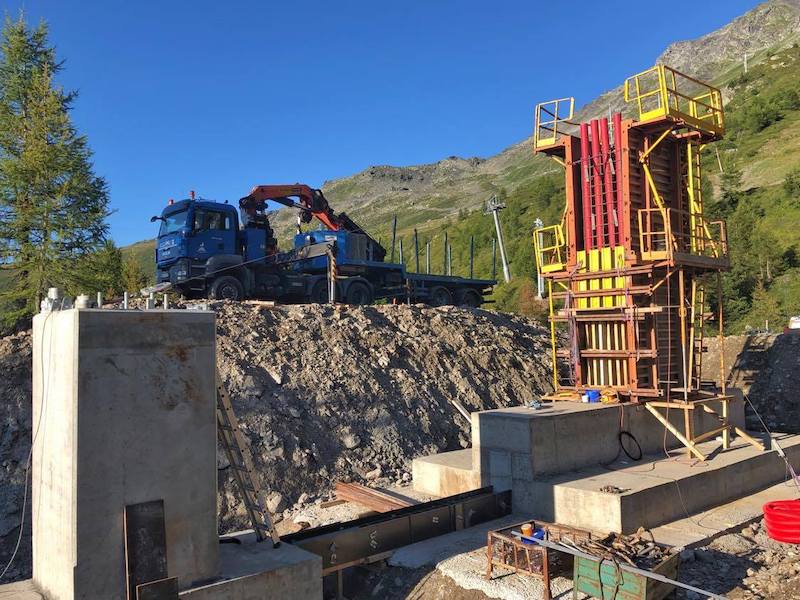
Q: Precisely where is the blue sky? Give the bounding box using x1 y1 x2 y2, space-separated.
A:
8 0 759 246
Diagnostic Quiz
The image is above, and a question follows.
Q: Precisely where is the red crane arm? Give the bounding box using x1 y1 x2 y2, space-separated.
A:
239 184 340 231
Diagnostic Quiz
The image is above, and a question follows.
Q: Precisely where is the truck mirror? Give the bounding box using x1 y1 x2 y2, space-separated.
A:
150 216 163 223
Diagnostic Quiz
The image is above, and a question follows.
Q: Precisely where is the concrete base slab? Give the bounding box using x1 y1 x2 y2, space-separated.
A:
412 449 480 497
523 433 800 534
179 531 321 600
651 478 800 549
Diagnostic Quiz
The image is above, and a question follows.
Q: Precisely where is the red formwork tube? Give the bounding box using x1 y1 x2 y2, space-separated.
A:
600 117 616 248
590 119 604 249
580 122 593 251
612 112 624 247
763 499 800 543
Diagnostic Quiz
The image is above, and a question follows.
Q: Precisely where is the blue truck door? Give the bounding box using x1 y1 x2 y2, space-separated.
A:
189 208 237 260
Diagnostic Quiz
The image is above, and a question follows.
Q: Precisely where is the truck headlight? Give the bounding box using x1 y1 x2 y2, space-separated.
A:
174 260 189 280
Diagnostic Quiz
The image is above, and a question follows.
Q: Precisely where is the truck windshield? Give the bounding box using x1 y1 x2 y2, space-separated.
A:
159 209 188 236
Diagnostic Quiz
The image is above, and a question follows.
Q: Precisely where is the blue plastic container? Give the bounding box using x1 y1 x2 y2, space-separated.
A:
586 389 601 403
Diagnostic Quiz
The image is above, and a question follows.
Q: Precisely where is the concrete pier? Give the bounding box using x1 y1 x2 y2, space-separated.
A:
12 308 322 600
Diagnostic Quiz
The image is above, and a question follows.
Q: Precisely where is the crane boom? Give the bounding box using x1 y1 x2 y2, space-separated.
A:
239 184 385 260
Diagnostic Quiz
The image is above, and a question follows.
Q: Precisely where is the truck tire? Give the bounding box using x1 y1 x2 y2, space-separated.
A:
345 281 373 305
209 276 244 301
429 286 452 307
310 279 330 304
456 289 482 308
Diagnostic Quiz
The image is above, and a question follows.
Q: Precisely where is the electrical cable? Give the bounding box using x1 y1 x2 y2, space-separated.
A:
0 299 60 582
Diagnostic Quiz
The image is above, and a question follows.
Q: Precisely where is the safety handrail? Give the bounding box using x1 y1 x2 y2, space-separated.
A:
534 224 566 273
623 65 724 135
534 98 575 149
637 207 728 260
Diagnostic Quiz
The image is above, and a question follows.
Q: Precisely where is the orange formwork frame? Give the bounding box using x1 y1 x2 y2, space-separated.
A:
532 65 763 460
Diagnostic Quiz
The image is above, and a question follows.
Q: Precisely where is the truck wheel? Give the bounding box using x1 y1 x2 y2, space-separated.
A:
429 286 452 307
345 281 373 305
456 289 482 308
310 280 330 304
209 276 244 301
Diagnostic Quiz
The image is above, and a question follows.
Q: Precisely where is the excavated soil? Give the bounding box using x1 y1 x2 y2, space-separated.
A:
0 303 553 582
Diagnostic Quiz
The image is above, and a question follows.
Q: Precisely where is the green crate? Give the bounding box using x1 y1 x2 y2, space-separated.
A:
572 547 679 600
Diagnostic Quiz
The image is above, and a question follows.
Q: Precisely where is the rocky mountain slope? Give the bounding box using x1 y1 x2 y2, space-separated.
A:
0 302 554 581
265 0 800 244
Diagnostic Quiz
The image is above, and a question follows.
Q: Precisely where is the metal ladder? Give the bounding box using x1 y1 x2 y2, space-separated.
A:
216 369 281 546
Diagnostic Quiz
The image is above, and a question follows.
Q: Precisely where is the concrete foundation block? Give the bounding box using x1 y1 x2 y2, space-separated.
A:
411 449 480 497
32 309 218 600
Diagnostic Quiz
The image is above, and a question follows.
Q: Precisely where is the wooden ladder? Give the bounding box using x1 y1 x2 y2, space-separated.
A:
216 369 280 546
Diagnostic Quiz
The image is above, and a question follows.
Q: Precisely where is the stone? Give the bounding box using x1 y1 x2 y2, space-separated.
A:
266 492 287 514
342 433 361 449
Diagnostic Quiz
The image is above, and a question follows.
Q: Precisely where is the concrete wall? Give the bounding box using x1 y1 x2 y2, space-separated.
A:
33 309 218 600
472 399 746 511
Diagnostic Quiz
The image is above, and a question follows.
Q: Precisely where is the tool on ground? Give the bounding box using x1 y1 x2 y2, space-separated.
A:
216 369 281 546
511 530 726 599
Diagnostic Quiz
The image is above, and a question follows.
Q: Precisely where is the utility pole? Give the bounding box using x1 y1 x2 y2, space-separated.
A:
485 195 511 283
534 218 544 299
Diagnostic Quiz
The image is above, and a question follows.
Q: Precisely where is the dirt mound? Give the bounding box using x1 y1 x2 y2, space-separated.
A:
0 303 553 581
214 302 553 531
704 332 800 433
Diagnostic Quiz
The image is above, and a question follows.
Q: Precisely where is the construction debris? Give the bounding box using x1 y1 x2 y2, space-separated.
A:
568 528 674 571
334 482 412 513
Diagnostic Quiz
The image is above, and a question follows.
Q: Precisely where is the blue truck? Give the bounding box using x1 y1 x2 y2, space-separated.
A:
149 184 495 306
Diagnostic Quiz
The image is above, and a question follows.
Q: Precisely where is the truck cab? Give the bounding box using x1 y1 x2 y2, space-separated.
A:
154 199 241 292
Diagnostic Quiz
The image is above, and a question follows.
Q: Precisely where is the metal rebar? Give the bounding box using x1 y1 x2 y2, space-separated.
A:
443 232 448 274
414 229 420 273
469 236 474 279
390 216 397 263
426 241 431 274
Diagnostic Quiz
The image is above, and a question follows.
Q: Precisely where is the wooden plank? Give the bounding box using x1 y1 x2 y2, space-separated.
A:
136 577 178 600
335 482 412 513
124 500 169 600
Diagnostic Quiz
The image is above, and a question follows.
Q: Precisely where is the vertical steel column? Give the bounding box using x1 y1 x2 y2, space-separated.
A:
590 119 604 249
600 117 616 247
390 216 397 263
413 229 420 273
580 123 592 251
612 113 624 247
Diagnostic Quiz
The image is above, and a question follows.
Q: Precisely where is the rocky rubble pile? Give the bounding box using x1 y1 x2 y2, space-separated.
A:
677 518 800 599
214 302 553 531
704 332 800 434
0 302 553 580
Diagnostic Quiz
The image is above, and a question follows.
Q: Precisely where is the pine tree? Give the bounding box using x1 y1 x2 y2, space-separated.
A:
0 15 109 327
121 255 148 294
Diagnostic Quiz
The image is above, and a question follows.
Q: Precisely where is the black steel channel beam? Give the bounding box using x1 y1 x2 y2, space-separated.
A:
283 487 511 573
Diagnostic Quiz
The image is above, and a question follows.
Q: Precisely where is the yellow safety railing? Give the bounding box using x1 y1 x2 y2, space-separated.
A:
624 65 724 135
534 97 575 149
533 224 566 273
637 207 728 262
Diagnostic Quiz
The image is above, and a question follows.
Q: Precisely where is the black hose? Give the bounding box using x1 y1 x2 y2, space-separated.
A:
618 430 643 461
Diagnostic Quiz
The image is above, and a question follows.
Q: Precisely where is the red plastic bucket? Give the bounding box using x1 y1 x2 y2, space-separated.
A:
763 499 800 543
